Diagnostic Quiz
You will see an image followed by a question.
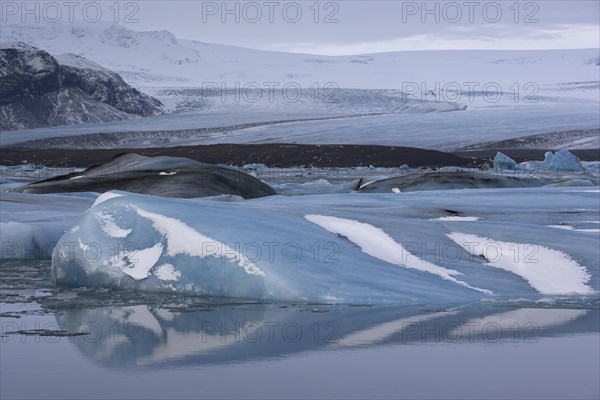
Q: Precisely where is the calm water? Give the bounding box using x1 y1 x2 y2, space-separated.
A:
1 261 599 399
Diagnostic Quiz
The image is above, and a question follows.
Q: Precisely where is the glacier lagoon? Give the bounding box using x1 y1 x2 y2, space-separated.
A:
1 165 599 399
1 17 599 400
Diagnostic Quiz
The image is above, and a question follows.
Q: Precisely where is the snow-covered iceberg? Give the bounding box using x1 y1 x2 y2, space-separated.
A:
51 188 599 304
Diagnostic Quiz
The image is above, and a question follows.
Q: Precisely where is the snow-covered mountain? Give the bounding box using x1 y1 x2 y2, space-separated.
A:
0 42 163 130
2 22 598 95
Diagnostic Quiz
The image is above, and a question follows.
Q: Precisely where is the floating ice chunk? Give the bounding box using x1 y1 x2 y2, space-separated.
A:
548 150 583 172
493 152 517 171
159 172 176 176
50 188 598 303
583 161 600 171
305 214 491 294
447 232 594 295
1 221 66 260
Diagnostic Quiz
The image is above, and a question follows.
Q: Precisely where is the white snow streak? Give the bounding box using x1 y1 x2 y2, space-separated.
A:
305 214 491 294
447 232 594 295
135 207 265 277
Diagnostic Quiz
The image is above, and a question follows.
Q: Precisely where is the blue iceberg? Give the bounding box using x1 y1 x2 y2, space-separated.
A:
51 188 599 304
493 152 517 171
548 150 584 172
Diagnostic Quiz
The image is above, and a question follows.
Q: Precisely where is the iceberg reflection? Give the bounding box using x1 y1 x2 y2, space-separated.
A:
55 303 598 369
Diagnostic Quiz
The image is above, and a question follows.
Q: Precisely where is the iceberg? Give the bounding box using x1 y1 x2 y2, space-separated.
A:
516 150 589 175
493 152 517 171
51 188 599 304
16 153 276 199
548 150 584 172
0 192 95 260
51 192 484 303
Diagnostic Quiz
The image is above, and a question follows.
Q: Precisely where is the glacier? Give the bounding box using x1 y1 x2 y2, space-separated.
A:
0 22 597 151
50 187 599 304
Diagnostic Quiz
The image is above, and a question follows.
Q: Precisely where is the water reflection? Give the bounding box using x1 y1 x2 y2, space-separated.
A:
55 303 599 369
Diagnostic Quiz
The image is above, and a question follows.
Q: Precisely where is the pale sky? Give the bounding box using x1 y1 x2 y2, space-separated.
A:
2 1 599 55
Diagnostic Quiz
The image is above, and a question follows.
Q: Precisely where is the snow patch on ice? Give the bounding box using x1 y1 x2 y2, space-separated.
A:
111 242 163 280
435 216 480 222
447 232 594 295
95 210 132 238
305 214 491 294
154 263 181 281
78 238 89 252
92 191 125 207
134 207 265 277
547 225 575 231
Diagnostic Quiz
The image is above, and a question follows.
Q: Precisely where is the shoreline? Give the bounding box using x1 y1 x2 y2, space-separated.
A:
2 144 598 169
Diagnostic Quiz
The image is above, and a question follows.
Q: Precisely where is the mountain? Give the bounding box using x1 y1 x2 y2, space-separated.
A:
1 22 598 95
0 42 163 131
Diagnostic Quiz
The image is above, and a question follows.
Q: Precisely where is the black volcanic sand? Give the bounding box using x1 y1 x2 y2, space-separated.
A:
1 144 598 169
3 144 472 168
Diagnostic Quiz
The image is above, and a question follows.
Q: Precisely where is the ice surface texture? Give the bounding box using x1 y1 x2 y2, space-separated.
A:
52 188 599 304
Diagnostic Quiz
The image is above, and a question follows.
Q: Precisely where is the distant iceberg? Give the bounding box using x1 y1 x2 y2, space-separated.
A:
517 150 584 173
493 152 518 171
548 150 584 172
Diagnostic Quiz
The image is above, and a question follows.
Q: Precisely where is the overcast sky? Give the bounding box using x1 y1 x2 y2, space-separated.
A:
3 1 599 54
